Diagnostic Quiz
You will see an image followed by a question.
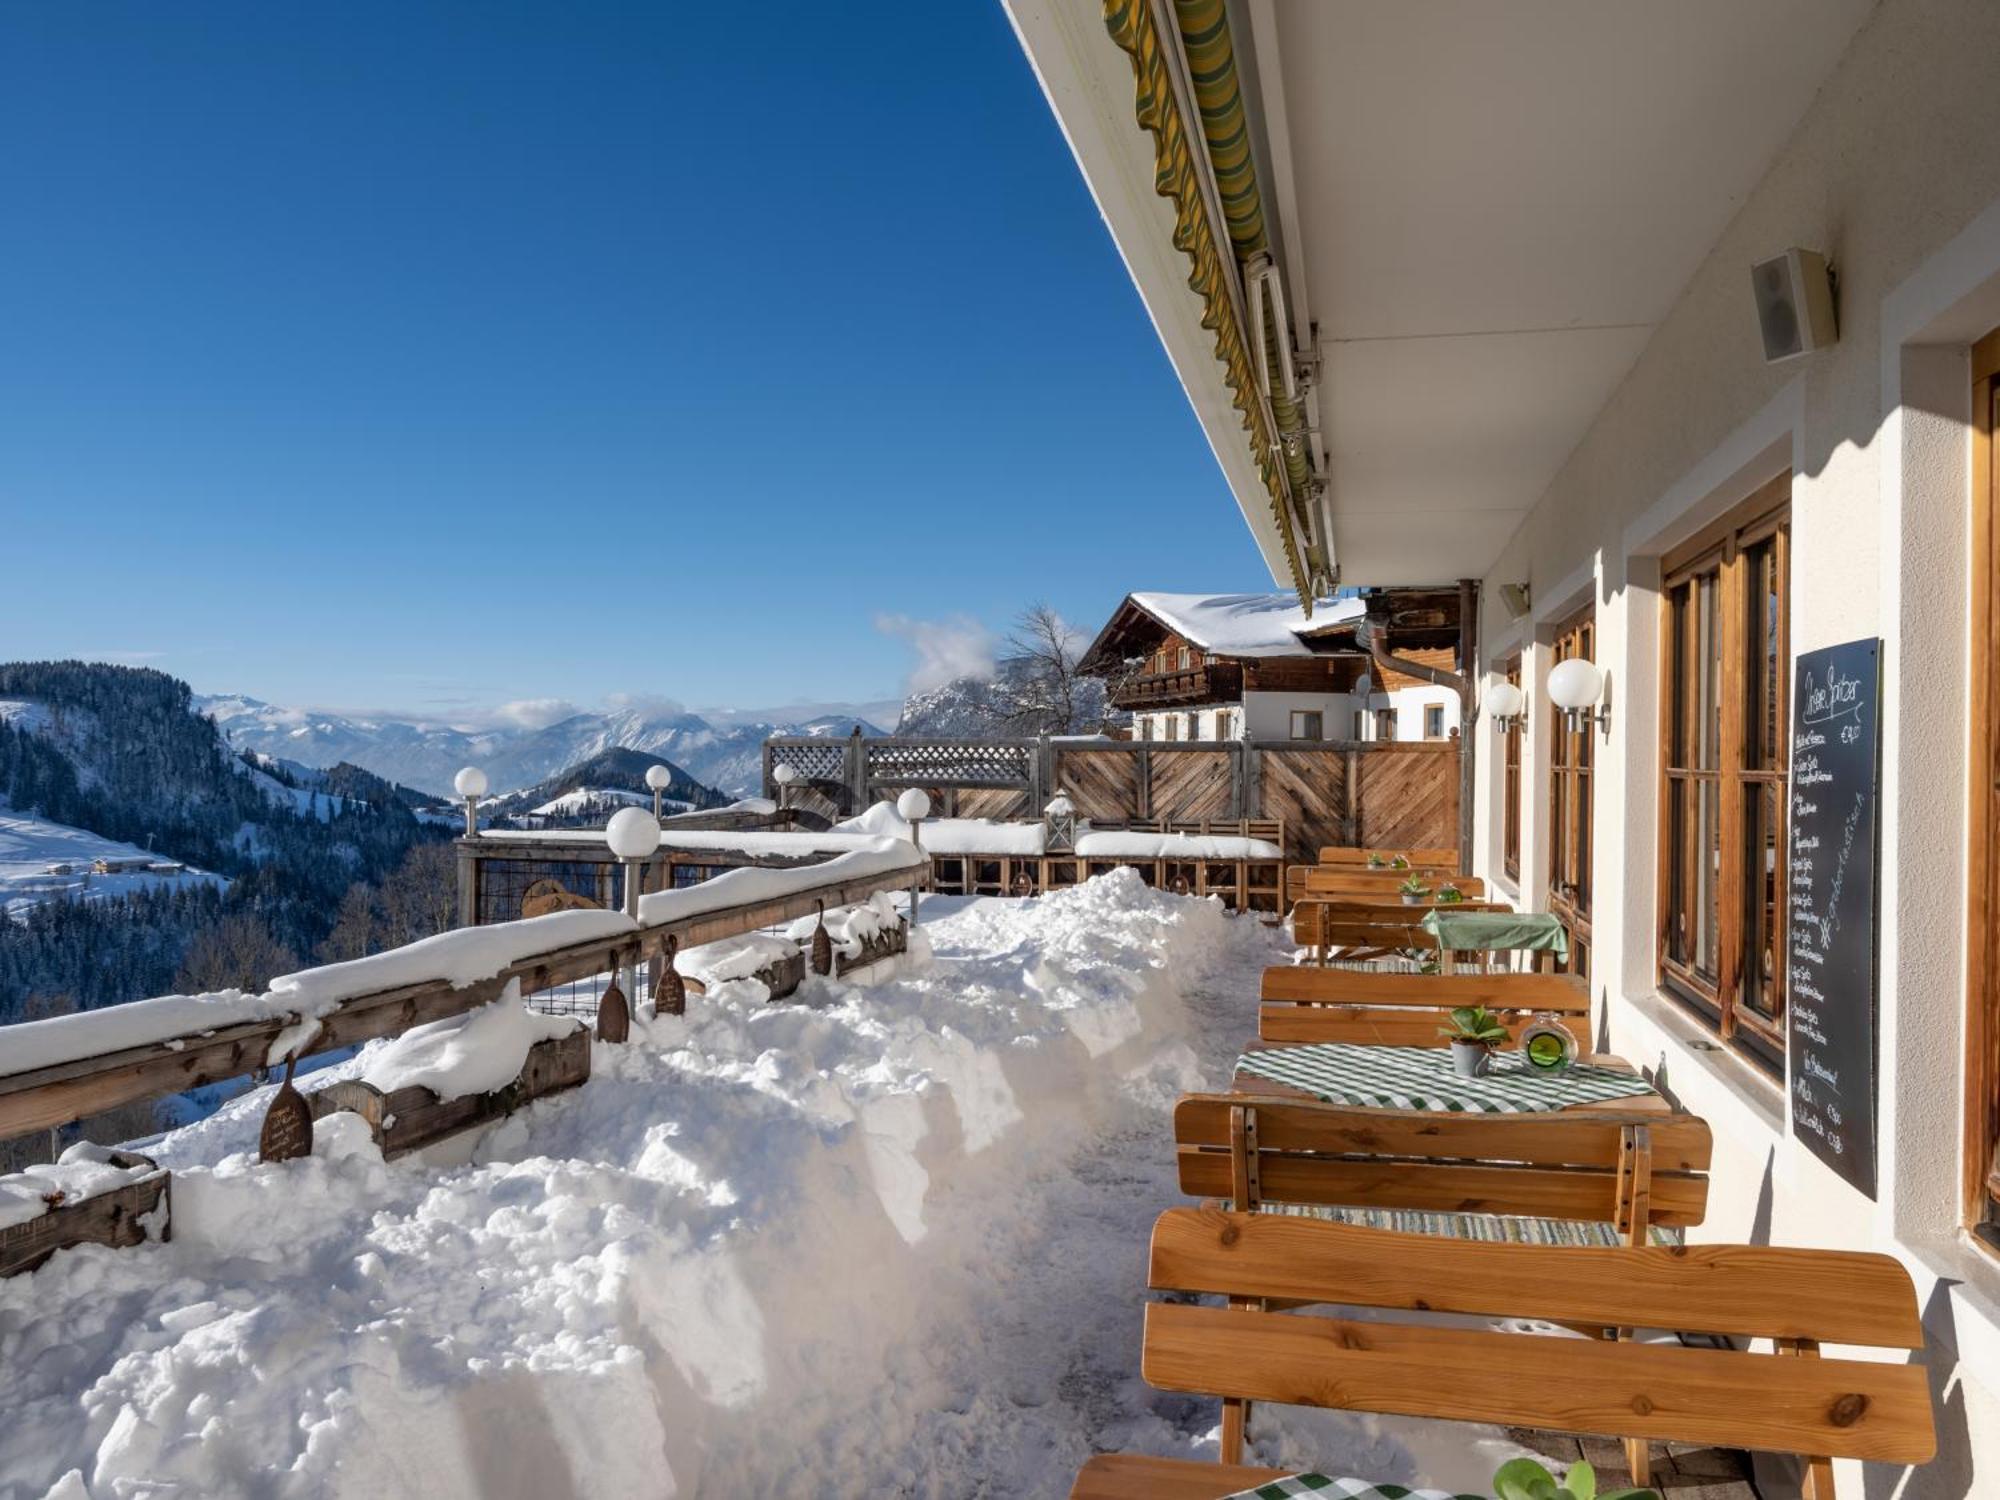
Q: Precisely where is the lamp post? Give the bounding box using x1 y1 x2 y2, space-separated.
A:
1547 659 1611 735
645 763 672 820
453 766 487 838
606 806 662 1030
896 787 931 923
1486 679 1526 736
773 761 797 814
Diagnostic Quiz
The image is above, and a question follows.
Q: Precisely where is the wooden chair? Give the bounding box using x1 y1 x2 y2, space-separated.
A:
1173 1091 1708 1247
1069 1209 1936 1500
1317 846 1458 869
1258 968 1589 1048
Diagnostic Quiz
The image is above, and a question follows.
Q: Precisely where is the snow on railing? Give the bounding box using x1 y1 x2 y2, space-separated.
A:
0 837 927 1143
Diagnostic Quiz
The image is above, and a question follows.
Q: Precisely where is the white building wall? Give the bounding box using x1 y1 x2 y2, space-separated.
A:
1469 3 2000 1489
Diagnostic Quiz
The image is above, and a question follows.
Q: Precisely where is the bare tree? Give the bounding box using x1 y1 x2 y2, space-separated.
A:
173 913 299 994
999 603 1093 734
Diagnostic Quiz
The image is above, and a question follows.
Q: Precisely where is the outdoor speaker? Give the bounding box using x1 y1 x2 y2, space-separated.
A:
1751 248 1837 363
1498 582 1532 621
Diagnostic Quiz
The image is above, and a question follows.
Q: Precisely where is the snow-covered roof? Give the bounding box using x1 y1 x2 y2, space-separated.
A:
1121 592 1364 659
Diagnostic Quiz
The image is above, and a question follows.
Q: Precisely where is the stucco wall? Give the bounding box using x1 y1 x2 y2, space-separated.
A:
1470 2 2000 1491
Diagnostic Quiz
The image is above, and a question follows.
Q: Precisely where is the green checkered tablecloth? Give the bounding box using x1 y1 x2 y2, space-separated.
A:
1235 1040 1657 1113
1220 1476 1483 1500
1421 909 1569 956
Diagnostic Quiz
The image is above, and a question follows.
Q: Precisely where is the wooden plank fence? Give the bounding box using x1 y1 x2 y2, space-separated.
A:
766 733 1459 864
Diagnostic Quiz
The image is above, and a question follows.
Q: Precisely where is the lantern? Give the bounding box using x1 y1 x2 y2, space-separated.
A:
1043 792 1077 853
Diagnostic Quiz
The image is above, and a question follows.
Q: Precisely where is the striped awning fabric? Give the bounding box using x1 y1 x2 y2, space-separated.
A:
1235 1042 1657 1113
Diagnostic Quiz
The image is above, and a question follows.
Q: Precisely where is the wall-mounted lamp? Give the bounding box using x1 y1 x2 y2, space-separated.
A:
644 763 672 819
1486 680 1526 735
1548 659 1611 735
454 766 488 837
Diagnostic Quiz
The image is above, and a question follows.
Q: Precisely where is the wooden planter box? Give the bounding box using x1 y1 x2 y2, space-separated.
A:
834 916 909 977
308 1026 591 1158
0 1150 169 1278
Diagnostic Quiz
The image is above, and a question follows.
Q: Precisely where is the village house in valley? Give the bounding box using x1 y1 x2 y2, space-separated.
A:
1079 589 1460 743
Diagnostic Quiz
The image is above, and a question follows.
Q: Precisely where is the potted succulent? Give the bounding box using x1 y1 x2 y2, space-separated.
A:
1397 874 1431 905
1390 854 1411 871
1438 1005 1509 1077
1365 852 1387 869
1434 882 1466 904
1492 1457 1655 1500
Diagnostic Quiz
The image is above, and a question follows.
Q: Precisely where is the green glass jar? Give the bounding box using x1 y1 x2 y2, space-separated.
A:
1519 1014 1577 1073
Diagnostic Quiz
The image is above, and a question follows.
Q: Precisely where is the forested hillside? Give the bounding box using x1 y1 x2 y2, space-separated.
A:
0 662 453 1027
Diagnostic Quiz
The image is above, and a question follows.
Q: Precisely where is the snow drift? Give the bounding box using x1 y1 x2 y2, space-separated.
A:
0 872 1526 1498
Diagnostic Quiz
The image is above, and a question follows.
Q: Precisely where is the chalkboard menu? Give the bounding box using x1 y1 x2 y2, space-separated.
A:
1787 638 1882 1197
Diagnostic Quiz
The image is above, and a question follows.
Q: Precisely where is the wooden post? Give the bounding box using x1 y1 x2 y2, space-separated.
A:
762 739 776 801
456 842 479 929
847 727 867 815
1458 577 1479 877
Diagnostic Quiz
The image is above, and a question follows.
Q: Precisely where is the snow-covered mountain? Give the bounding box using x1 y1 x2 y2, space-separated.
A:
199 695 891 799
894 662 1115 738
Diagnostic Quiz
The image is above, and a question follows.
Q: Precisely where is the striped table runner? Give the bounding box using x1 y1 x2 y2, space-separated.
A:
1235 1041 1657 1113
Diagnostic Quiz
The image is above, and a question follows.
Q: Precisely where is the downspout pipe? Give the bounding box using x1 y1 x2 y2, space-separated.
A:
1356 582 1480 875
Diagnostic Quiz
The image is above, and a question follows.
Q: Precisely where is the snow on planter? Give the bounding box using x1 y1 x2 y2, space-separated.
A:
360 983 583 1102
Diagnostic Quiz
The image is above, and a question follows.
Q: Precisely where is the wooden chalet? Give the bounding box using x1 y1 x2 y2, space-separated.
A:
1077 588 1462 744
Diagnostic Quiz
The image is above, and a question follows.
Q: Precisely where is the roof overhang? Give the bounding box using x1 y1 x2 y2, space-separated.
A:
1005 0 1877 585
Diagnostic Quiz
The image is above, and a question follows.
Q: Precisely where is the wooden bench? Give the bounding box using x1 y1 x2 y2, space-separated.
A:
1300 869 1486 899
1316 846 1459 869
1258 969 1589 1048
1174 1091 1708 1247
1289 900 1502 966
1069 1209 1936 1499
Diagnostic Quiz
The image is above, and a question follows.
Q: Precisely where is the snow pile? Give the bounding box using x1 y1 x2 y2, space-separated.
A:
1 989 287 1079
362 984 582 1101
840 799 1047 854
0 872 1526 1498
0 1144 161 1233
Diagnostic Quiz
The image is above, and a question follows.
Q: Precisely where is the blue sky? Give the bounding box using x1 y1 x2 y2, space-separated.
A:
0 2 1275 722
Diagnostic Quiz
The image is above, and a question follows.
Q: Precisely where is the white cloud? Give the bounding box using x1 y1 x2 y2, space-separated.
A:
874 614 997 694
603 692 688 720
495 697 582 730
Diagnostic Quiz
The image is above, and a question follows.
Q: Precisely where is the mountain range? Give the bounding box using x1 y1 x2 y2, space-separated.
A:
198 695 892 800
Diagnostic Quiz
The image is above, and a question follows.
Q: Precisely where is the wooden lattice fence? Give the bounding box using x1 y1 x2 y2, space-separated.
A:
767 733 1461 865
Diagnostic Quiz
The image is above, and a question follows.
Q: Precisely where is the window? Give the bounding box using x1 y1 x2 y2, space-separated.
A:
1353 710 1366 741
1968 327 2000 1241
1424 704 1445 739
1165 715 1178 742
1289 710 1322 740
1185 711 1199 741
1658 477 1789 1069
1374 708 1394 741
1548 608 1594 980
1502 655 1522 882
1177 645 1192 671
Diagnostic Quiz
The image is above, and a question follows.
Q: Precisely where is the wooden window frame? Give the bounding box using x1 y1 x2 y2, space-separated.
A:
1654 475 1791 1071
1289 709 1323 741
1424 704 1445 739
1548 607 1595 979
1502 654 1523 882
1966 328 2000 1240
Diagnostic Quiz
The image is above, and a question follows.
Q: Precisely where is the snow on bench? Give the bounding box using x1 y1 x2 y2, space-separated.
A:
1074 830 1284 861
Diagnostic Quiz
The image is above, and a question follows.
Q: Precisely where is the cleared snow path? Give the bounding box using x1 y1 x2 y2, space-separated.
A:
0 871 1521 1499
